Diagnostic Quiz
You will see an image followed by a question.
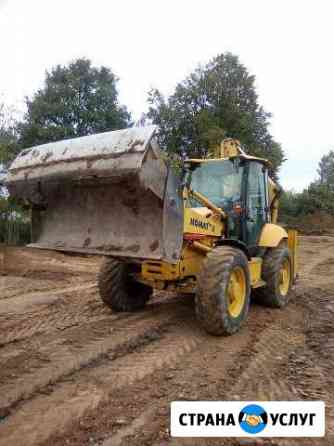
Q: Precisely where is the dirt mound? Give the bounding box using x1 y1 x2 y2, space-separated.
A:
282 212 334 236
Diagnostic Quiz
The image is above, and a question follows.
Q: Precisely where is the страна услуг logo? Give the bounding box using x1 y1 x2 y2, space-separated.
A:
239 404 268 434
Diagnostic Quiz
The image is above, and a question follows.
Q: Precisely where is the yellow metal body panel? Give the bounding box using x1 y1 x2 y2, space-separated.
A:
142 251 266 293
179 244 206 278
184 208 223 236
258 223 288 247
188 156 270 166
142 260 180 281
268 178 280 223
249 257 263 287
192 240 212 253
188 138 271 167
288 229 298 279
219 138 243 158
142 243 206 283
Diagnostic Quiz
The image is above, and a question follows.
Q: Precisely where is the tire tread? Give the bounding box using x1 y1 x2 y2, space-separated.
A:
98 258 152 312
195 246 250 336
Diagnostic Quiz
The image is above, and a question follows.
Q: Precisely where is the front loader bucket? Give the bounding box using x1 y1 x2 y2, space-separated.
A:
6 126 184 263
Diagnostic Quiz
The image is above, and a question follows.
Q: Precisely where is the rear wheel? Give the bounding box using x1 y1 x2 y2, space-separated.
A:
254 244 292 307
98 258 153 312
195 246 251 336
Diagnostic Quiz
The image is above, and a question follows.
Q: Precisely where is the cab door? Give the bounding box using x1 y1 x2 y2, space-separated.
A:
245 162 268 248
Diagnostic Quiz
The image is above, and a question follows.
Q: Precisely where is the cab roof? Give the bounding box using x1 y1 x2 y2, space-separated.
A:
187 154 272 168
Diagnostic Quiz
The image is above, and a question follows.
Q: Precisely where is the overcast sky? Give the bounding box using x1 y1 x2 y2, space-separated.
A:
1 0 333 190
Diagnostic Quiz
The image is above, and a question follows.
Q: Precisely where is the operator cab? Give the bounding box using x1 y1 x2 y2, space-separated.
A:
186 158 270 249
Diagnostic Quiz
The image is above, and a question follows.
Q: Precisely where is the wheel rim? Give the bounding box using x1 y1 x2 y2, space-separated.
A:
227 266 246 318
279 257 291 296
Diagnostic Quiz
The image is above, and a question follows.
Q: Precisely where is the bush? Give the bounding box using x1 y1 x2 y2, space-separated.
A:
279 188 334 235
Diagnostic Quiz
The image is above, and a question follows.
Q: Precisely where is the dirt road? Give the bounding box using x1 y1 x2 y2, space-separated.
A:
0 237 333 446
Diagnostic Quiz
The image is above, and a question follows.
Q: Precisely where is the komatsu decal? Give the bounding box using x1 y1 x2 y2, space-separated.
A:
190 218 214 232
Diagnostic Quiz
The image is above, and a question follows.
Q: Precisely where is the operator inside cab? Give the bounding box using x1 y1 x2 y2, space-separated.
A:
187 158 244 239
189 158 243 211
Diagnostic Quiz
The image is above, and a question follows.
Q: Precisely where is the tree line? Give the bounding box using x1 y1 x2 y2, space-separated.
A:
280 151 334 233
0 54 284 173
0 54 333 243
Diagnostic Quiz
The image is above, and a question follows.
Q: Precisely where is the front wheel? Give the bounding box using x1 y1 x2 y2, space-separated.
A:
195 246 251 336
98 258 152 312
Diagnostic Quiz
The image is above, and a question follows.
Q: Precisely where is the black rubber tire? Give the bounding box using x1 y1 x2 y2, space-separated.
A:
97 258 152 312
195 246 251 336
253 245 292 308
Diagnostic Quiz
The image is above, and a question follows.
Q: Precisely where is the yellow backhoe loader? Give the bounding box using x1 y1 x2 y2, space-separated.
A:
6 126 297 335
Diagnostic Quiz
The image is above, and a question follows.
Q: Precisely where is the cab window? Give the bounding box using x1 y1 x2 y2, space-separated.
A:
189 159 244 210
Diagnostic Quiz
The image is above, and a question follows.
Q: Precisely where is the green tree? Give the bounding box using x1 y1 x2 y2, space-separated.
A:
300 183 334 215
317 150 334 187
0 100 30 245
298 150 334 216
0 100 19 168
147 53 285 178
18 58 131 148
279 190 300 219
281 150 334 221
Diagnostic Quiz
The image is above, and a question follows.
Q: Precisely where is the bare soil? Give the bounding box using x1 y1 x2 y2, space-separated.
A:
0 237 333 446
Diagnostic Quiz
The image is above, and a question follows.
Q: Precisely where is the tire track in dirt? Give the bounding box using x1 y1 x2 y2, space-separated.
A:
45 301 298 446
93 304 278 446
165 305 308 446
226 318 319 446
102 406 156 446
103 335 256 446
0 318 204 446
0 276 70 301
0 283 96 314
229 325 305 400
289 245 334 445
0 300 188 414
0 289 180 348
0 287 104 346
298 236 334 280
301 289 334 444
0 294 182 354
215 296 326 446
2 237 333 446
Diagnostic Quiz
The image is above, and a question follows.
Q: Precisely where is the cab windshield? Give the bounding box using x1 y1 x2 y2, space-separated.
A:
189 159 244 210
